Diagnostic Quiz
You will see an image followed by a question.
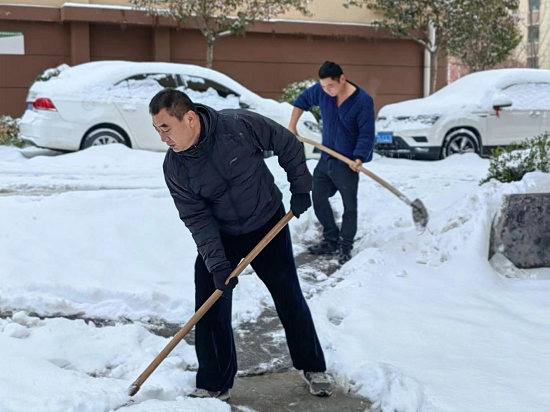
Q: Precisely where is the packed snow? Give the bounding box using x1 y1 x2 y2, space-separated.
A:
0 144 549 412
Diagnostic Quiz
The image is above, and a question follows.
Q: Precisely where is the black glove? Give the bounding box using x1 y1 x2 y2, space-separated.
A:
212 268 238 295
290 193 312 219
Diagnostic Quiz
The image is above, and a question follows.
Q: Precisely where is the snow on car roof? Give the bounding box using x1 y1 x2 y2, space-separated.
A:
28 61 318 123
380 68 550 117
41 61 248 95
432 68 550 99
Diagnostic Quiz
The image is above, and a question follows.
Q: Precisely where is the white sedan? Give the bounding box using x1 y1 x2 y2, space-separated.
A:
20 61 322 159
375 68 550 159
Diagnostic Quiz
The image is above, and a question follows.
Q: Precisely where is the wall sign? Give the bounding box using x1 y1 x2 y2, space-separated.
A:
0 31 24 55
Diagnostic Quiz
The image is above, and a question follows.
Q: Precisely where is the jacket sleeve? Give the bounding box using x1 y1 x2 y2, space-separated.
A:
237 111 312 194
164 163 231 276
353 94 376 163
293 83 322 112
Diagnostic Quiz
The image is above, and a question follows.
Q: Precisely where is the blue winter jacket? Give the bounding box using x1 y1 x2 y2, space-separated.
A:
293 82 375 162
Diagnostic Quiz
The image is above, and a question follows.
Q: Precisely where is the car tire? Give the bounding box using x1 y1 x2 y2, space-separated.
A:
82 127 129 149
442 132 479 158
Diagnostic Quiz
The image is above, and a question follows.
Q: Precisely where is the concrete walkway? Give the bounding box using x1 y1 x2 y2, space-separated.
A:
231 371 370 412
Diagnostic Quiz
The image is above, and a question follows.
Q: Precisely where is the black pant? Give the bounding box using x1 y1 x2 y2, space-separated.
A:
194 205 326 393
312 158 359 247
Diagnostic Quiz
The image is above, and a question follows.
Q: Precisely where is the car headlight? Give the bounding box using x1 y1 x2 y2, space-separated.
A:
303 120 322 134
391 115 439 125
414 115 440 125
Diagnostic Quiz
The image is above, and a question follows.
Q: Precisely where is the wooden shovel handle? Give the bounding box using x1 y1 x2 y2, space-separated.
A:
297 135 412 206
226 210 294 282
128 210 295 396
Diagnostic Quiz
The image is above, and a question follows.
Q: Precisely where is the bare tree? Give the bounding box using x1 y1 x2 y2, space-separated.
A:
131 0 312 69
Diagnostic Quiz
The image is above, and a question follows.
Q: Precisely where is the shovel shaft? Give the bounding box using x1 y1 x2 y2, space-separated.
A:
127 211 295 396
226 211 294 282
297 136 412 206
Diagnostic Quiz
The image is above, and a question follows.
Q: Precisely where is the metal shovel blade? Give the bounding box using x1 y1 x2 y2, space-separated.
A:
411 198 429 232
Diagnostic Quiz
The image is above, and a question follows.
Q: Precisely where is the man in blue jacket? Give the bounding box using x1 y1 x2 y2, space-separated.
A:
150 89 331 401
288 61 375 264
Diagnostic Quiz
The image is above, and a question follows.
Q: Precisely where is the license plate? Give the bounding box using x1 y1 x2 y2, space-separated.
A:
27 103 33 111
377 133 393 144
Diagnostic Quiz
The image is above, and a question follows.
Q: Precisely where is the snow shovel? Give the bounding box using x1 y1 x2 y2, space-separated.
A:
120 211 295 406
297 135 429 232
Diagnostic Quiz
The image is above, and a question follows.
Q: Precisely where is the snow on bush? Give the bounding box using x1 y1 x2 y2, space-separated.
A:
34 63 70 83
480 132 550 184
0 116 24 147
280 78 321 121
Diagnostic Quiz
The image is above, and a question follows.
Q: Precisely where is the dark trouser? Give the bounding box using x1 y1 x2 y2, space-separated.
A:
194 205 326 393
312 157 359 248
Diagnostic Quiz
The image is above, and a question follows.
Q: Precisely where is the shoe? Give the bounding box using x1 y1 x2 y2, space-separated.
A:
188 388 231 401
302 371 333 397
338 246 352 265
308 240 339 255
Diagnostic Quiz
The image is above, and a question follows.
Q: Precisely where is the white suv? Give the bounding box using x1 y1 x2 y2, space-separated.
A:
375 69 550 159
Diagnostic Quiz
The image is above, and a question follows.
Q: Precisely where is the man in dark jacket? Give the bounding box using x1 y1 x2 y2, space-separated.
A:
288 61 375 264
149 89 331 400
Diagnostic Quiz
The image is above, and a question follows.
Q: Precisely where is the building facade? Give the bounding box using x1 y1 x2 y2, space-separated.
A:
0 0 446 118
515 0 550 69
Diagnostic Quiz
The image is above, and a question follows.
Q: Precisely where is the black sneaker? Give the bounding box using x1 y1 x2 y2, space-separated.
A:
338 246 352 265
308 240 339 255
302 371 333 397
188 388 231 401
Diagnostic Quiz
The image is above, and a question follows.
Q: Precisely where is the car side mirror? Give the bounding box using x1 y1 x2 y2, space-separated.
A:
239 94 253 109
492 97 513 110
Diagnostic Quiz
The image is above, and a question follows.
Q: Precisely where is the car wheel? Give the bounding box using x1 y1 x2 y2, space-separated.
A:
443 133 478 157
82 127 128 149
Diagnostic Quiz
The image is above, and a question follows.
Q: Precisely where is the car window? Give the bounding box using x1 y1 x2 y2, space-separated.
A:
118 73 178 88
110 73 178 99
500 83 550 110
179 75 239 98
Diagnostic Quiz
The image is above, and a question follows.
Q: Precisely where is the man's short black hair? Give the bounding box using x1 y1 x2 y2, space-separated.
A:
318 61 344 81
149 88 196 121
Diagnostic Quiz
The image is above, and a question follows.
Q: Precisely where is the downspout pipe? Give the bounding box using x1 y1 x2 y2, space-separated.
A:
424 21 436 97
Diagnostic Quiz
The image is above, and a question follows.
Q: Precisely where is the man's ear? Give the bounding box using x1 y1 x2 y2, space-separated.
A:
187 111 197 126
340 74 346 83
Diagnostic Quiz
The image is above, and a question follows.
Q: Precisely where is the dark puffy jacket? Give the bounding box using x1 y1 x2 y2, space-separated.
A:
163 104 312 276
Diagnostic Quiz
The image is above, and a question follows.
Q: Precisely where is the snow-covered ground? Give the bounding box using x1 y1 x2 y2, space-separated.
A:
0 144 549 412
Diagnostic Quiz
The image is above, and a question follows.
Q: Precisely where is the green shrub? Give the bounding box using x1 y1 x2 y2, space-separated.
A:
280 79 321 122
33 63 70 84
0 116 25 147
480 133 550 185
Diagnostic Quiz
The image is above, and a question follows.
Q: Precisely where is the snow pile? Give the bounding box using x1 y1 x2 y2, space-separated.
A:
300 156 550 412
0 145 271 325
1 145 550 411
0 313 229 412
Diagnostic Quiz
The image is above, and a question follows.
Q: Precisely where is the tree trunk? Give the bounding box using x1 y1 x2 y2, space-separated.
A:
206 37 215 69
431 48 440 95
